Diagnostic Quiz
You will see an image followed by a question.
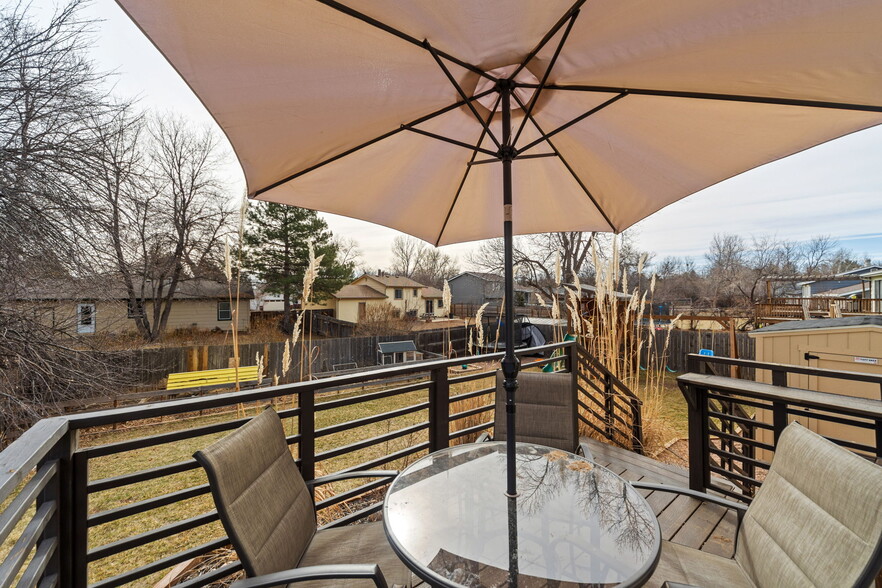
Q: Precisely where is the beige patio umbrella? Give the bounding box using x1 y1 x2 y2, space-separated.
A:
118 0 882 496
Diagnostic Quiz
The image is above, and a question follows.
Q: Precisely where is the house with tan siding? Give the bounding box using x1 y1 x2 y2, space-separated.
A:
330 274 447 323
19 279 253 336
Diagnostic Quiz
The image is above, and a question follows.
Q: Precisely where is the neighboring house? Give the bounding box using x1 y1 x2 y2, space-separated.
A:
330 273 446 323
18 279 253 336
861 269 882 312
798 266 882 298
448 272 534 306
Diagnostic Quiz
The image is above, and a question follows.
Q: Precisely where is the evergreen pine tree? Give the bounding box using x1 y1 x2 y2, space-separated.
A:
243 203 353 332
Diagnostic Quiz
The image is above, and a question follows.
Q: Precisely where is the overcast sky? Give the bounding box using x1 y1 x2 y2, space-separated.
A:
62 0 882 269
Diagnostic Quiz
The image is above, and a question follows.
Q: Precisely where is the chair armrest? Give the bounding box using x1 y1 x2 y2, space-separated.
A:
307 470 397 489
231 564 388 588
577 441 594 461
476 432 492 443
629 482 748 514
662 583 702 588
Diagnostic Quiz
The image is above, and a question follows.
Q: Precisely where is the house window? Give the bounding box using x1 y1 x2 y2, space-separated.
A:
437 297 443 308
394 289 403 299
413 288 418 296
127 299 144 318
425 300 434 314
77 304 96 334
217 301 232 321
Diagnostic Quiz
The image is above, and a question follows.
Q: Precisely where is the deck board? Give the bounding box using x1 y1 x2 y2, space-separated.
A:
584 438 741 556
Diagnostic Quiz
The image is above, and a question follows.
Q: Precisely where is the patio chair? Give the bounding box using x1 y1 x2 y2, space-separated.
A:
479 370 593 459
194 408 413 588
633 422 882 588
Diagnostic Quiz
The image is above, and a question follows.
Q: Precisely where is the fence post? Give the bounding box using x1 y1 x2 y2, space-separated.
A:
298 389 315 482
429 367 450 451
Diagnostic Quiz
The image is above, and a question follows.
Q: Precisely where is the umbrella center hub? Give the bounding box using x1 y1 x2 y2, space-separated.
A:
473 65 539 112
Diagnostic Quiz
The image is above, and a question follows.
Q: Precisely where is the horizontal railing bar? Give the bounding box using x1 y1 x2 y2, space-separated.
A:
333 443 430 477
319 502 383 530
706 393 771 411
88 484 211 527
315 423 429 462
90 537 230 588
688 353 882 384
711 430 776 452
520 357 559 369
708 447 770 470
819 434 875 454
448 370 495 385
707 410 771 430
0 418 67 505
314 381 429 411
172 561 243 588
88 510 218 562
15 535 56 588
315 478 391 511
709 465 761 489
78 416 255 459
88 459 199 493
449 422 493 440
784 407 876 429
684 374 882 419
577 386 606 408
315 402 428 439
707 481 753 503
63 343 572 429
449 385 495 404
0 502 55 588
0 461 57 546
449 404 494 422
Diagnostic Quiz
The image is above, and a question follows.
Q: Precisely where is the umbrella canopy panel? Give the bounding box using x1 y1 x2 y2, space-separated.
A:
117 0 882 246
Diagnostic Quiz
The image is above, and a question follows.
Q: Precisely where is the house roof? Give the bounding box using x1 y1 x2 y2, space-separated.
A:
752 316 882 335
362 274 426 288
333 284 386 299
451 271 504 282
17 278 254 301
423 287 443 298
815 284 865 297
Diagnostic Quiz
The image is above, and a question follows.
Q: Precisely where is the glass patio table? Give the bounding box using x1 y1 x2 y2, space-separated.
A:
383 442 661 588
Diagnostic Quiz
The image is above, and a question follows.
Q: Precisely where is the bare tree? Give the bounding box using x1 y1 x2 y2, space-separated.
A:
389 235 458 287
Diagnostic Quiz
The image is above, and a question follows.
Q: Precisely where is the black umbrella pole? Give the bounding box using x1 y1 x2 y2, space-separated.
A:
500 80 520 498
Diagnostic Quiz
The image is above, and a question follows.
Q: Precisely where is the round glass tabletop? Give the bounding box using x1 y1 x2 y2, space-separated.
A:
383 442 661 587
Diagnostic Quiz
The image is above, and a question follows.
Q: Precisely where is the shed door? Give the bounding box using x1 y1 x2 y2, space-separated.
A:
77 303 96 334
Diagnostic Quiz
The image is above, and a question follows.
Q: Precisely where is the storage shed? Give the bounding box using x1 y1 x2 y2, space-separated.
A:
749 316 882 453
377 341 421 365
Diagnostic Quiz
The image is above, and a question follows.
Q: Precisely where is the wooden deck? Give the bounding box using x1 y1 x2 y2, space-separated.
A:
584 438 737 559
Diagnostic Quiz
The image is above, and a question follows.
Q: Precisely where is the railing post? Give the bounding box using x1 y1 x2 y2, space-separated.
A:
683 355 710 492
298 389 315 482
772 401 789 444
429 367 450 452
603 373 615 440
72 444 88 588
38 429 76 586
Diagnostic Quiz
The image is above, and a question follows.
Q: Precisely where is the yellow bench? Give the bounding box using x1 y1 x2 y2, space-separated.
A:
166 365 261 390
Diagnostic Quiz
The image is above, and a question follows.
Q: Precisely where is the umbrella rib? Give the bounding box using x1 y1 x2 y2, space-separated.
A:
434 94 503 247
512 9 581 148
538 84 882 113
252 88 497 197
518 93 627 154
424 40 502 150
469 153 558 166
401 126 498 157
511 91 618 232
314 0 497 83
510 0 588 80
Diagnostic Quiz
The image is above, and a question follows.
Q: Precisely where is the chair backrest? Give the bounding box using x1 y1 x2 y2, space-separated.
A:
194 408 316 577
494 370 578 452
735 422 882 588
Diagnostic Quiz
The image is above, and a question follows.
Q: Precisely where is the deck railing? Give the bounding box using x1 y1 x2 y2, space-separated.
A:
680 353 882 501
0 340 642 588
756 296 882 319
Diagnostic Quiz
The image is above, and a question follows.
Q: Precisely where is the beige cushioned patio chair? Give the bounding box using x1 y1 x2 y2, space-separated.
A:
479 371 593 458
194 408 413 588
633 422 882 588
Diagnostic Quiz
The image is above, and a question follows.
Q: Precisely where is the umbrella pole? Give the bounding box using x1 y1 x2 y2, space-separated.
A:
499 79 520 498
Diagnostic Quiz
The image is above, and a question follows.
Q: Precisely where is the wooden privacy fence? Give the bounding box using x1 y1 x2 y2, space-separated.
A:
646 329 756 375
127 327 470 386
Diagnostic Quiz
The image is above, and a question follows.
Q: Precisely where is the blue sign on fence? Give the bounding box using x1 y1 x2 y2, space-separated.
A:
698 348 714 356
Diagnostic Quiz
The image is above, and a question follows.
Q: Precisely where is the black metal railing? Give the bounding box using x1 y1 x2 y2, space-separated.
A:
0 340 641 588
681 353 882 501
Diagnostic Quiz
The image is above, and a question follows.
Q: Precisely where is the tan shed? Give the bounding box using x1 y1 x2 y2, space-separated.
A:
750 316 882 454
